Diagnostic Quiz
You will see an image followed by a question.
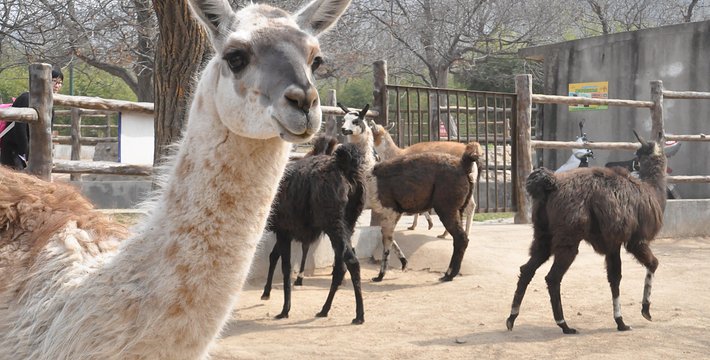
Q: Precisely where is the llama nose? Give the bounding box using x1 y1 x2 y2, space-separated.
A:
284 85 319 113
341 128 353 135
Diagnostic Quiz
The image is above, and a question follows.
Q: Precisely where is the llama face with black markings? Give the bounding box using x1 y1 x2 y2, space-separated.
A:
339 103 369 136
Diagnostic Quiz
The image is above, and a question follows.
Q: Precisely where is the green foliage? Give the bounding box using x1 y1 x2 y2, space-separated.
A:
0 66 31 104
317 77 372 108
0 63 137 104
67 64 137 101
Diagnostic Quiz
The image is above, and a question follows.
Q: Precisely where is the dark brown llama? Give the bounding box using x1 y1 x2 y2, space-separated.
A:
506 131 667 334
260 136 366 324
369 142 482 282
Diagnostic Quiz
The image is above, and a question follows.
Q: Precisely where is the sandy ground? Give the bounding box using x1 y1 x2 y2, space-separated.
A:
210 216 710 359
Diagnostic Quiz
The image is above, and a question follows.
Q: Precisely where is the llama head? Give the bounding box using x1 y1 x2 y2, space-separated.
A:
339 103 370 136
368 120 394 147
634 130 665 159
187 0 352 143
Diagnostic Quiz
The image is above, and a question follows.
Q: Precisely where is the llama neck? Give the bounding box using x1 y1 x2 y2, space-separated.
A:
375 131 403 160
348 130 377 172
111 98 291 354
639 155 668 206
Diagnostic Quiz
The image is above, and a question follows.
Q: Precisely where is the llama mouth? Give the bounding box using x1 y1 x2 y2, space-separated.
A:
273 116 314 143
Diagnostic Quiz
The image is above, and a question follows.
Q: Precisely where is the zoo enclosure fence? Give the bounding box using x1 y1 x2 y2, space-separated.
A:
514 74 710 223
0 64 374 181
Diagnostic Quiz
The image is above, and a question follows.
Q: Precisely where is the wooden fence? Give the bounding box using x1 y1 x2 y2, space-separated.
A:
515 74 710 223
0 64 377 181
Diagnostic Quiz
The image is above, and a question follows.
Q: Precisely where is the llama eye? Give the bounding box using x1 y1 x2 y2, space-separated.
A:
223 51 249 73
311 56 324 72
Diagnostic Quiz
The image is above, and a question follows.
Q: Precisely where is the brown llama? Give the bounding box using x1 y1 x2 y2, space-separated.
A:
370 142 481 282
506 131 666 334
370 121 484 238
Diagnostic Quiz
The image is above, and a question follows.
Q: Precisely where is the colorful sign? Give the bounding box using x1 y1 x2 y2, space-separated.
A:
569 81 609 111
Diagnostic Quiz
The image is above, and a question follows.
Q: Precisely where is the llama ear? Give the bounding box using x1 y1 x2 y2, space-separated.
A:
633 130 648 146
293 0 352 37
188 0 236 45
385 122 395 131
358 104 370 119
337 102 350 114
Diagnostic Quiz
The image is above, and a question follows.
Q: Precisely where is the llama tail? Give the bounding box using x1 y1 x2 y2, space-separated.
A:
307 134 339 156
461 141 483 175
526 168 557 203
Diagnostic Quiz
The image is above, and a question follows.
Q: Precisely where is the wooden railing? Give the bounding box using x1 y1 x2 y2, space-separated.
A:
515 74 710 223
0 63 378 180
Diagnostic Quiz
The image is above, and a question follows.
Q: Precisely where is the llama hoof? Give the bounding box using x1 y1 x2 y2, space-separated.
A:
506 315 518 331
260 294 270 301
439 275 454 282
407 226 416 230
372 275 384 282
352 317 365 325
437 234 447 239
400 258 408 270
427 222 434 230
294 278 303 286
275 313 289 319
615 317 632 331
315 311 328 318
563 328 580 334
642 303 652 321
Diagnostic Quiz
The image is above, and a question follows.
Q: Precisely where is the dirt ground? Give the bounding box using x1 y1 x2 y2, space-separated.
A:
208 218 710 360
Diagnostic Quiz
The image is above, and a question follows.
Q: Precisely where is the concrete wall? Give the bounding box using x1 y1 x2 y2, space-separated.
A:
73 181 152 209
520 20 710 199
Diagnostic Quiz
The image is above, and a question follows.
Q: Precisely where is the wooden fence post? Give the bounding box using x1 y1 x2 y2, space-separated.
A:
514 74 533 224
70 107 81 181
370 60 388 227
373 60 388 126
650 80 665 141
27 63 53 180
324 89 339 138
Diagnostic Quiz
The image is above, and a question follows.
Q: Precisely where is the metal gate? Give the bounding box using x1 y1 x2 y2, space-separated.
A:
383 85 518 213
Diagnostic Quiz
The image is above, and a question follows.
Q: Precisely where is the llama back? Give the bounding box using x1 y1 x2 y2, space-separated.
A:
0 167 129 276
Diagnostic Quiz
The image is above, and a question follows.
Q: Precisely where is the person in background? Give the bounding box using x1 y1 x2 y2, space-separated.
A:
0 65 63 170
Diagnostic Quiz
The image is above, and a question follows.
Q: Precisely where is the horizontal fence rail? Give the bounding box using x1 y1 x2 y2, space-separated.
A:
0 107 38 123
53 94 153 114
532 94 655 108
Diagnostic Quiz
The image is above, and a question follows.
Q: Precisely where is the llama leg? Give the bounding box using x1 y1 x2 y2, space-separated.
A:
464 198 475 237
545 245 580 334
424 211 434 229
373 213 397 282
408 214 419 230
391 213 407 269
626 241 659 321
391 240 407 270
316 229 349 319
343 243 365 324
506 232 551 331
294 243 309 286
437 209 468 281
276 235 293 319
606 248 631 331
261 242 281 300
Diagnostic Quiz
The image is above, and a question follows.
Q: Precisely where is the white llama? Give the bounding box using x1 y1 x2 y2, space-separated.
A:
0 0 351 359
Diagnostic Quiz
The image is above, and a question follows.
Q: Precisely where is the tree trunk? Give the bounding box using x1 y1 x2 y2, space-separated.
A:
152 0 211 165
135 0 155 103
